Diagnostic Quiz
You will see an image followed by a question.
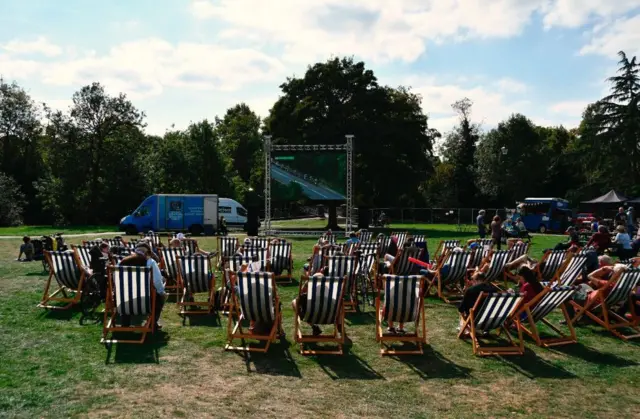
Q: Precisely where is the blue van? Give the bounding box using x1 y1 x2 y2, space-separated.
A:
517 197 571 233
119 194 221 235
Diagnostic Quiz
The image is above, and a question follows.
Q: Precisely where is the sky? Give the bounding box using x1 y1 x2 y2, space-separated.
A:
1 0 639 136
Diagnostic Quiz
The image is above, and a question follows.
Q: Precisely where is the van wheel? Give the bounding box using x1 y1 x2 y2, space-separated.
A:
190 225 203 236
125 225 137 235
538 225 547 234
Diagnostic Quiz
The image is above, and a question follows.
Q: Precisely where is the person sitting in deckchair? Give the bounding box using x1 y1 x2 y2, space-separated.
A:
303 238 328 275
457 271 499 335
292 272 325 336
563 255 615 322
379 236 399 273
516 266 544 306
169 238 181 248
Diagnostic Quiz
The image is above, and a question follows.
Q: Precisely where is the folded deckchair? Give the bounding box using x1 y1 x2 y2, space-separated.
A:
160 247 184 296
515 285 578 346
376 274 427 355
458 292 524 356
101 265 157 344
38 251 86 310
326 255 358 312
294 275 347 355
269 241 294 283
225 272 283 353
570 267 640 340
177 254 216 315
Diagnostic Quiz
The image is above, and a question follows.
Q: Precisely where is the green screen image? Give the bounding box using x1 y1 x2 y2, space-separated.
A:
271 151 346 201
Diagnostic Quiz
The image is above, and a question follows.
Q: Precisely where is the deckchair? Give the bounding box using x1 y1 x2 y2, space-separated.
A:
458 292 524 356
269 241 293 283
356 252 379 306
83 240 103 248
126 239 140 251
101 265 157 345
508 242 530 262
225 272 283 353
515 285 578 346
177 254 215 315
468 238 493 248
376 274 427 355
377 236 392 255
141 231 162 248
412 235 426 245
249 236 270 249
73 245 92 271
392 232 408 248
160 247 184 296
294 275 347 355
109 254 128 265
38 251 86 310
390 247 423 275
320 234 336 244
217 236 238 268
228 254 254 272
570 267 640 340
434 250 473 302
181 238 199 255
483 250 512 286
104 238 125 247
242 246 268 262
434 240 461 262
342 242 358 256
326 255 358 312
537 250 569 282
552 254 587 286
358 230 373 243
469 246 490 268
359 242 379 255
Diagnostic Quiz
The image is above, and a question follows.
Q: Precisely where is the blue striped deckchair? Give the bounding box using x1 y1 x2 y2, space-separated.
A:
537 250 569 282
269 241 293 282
552 255 588 286
412 235 427 245
326 255 358 312
39 250 86 310
434 240 461 262
140 231 162 248
160 247 184 296
177 254 215 315
217 236 238 268
358 242 379 256
294 275 347 355
458 292 524 356
320 233 336 244
225 272 283 353
483 250 512 286
228 254 253 272
102 265 156 345
515 285 578 346
390 247 422 275
469 245 490 268
434 250 473 302
571 267 640 340
103 238 125 247
377 235 392 255
376 274 427 355
73 245 93 271
249 236 270 249
358 230 373 243
391 232 408 248
242 245 268 262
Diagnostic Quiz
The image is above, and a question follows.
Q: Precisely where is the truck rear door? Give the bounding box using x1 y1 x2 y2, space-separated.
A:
204 196 218 230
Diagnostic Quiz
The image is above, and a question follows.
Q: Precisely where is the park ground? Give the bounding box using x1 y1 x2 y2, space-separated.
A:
0 222 638 418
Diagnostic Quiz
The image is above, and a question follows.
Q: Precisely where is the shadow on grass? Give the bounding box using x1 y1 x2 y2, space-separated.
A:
314 344 384 380
40 306 82 321
582 326 640 346
393 346 472 380
238 340 302 378
498 348 575 379
551 343 638 367
26 271 49 277
182 313 221 327
105 331 169 364
346 311 376 326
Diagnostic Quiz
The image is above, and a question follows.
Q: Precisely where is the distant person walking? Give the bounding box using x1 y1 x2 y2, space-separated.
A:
476 210 486 238
491 215 502 250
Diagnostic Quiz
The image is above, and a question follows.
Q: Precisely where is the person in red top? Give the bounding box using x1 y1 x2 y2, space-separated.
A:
586 225 611 255
518 265 544 304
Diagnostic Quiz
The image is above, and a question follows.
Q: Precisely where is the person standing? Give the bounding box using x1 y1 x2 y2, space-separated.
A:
476 210 486 238
490 215 502 250
626 206 636 236
614 207 626 227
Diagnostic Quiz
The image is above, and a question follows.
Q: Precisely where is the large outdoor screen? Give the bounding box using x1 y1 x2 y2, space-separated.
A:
271 151 346 201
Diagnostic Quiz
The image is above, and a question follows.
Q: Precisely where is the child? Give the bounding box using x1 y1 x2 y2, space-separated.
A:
17 236 34 262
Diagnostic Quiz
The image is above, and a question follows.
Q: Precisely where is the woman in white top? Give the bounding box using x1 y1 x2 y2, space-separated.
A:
613 225 633 259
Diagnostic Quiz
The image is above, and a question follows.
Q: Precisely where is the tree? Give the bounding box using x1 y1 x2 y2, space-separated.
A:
0 171 26 226
265 57 437 227
440 98 480 206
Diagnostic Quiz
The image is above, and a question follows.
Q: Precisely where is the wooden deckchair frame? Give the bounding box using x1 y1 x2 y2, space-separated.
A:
514 287 577 347
38 251 86 310
458 292 524 356
294 275 347 355
375 275 427 355
225 272 283 353
101 266 157 345
569 269 640 341
176 254 216 315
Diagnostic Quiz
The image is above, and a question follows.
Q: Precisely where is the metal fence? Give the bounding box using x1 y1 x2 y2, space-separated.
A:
367 208 510 225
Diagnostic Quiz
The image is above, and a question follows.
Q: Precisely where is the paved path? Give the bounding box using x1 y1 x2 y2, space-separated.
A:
271 164 345 200
0 232 121 240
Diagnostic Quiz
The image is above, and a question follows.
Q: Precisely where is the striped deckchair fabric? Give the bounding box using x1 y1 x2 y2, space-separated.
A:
342 242 358 255
435 240 461 261
539 250 568 281
218 237 238 258
236 272 275 324
320 234 336 244
269 241 293 280
459 291 524 356
104 238 124 247
377 236 392 255
326 255 358 311
469 246 490 268
160 247 184 295
484 250 512 283
322 244 343 258
556 255 587 286
508 242 530 262
435 250 472 301
145 232 162 248
473 239 494 248
101 265 156 345
357 252 378 277
376 274 427 355
392 232 408 248
358 242 379 256
412 235 426 245
391 247 422 275
181 239 199 254
302 276 346 325
358 230 373 243
39 251 86 310
578 246 596 255
126 239 140 251
242 246 268 261
249 236 270 249
570 268 640 340
228 254 254 272
179 254 214 294
48 251 82 290
73 245 92 269
83 240 102 247
529 286 577 323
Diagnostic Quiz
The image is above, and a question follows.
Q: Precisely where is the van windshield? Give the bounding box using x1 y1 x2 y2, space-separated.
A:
237 207 247 216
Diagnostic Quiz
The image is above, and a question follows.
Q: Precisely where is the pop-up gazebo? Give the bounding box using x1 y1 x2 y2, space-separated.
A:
581 190 628 205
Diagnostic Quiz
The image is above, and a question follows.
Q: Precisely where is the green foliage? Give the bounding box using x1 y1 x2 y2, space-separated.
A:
0 172 26 226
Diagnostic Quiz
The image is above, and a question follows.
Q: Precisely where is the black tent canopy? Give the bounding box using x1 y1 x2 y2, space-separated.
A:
581 189 628 204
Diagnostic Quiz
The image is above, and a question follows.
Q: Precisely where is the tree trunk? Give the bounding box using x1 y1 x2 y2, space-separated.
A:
325 204 340 230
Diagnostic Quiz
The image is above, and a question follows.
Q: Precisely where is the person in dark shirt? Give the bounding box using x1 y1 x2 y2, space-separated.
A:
89 242 110 298
554 226 580 250
490 215 502 250
614 207 626 226
476 210 486 238
586 225 611 254
457 272 499 334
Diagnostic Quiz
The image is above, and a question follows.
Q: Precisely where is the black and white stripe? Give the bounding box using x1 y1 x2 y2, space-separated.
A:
484 250 512 282
540 250 567 281
357 252 378 276
392 232 408 248
83 240 102 248
359 242 379 256
474 292 523 331
358 231 373 243
530 286 577 322
236 272 275 324
269 241 292 273
393 247 423 275
74 245 92 269
605 268 640 306
181 239 199 254
558 255 587 286
147 232 161 247
320 234 336 244
509 242 529 262
441 251 472 285
104 238 124 247
161 247 184 280
442 240 461 251
229 254 253 271
48 251 81 289
382 274 422 323
377 236 392 255
470 247 490 268
412 235 427 245
327 255 357 284
112 266 152 316
219 237 238 257
249 236 270 249
179 254 212 294
342 242 358 255
303 275 345 325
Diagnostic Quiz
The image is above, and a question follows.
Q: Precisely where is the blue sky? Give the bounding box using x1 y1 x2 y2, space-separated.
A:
1 0 639 135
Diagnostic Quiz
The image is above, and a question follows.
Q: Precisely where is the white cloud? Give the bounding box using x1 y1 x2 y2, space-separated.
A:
1 36 62 57
550 100 589 116
493 78 528 93
541 0 640 29
579 14 640 57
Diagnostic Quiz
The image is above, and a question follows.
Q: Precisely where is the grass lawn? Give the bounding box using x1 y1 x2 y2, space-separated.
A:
0 225 118 236
1 229 638 418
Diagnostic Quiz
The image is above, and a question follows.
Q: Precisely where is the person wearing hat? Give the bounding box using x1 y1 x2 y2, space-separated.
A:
119 242 166 330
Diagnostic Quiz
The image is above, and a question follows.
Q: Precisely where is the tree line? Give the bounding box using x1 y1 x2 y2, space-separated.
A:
1 53 638 226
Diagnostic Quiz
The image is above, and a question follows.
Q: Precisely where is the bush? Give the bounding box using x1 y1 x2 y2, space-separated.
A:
0 172 26 226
